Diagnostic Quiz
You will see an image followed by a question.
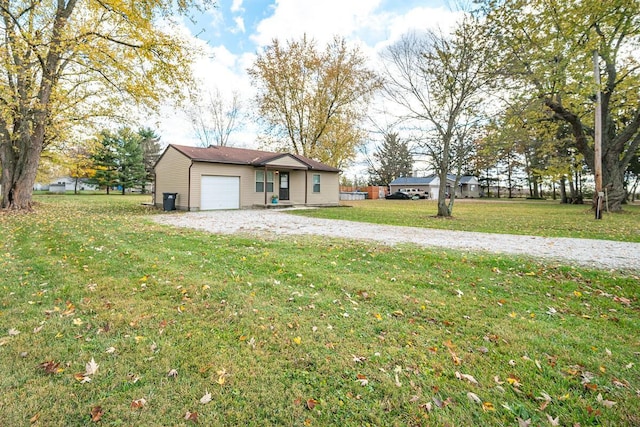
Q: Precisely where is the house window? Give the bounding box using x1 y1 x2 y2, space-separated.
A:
471 185 475 191
312 174 321 193
255 171 274 192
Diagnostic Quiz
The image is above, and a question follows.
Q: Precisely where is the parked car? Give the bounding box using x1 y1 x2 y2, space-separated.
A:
385 191 412 200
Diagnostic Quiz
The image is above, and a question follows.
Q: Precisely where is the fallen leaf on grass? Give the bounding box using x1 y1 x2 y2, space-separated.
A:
200 391 212 404
467 392 481 404
74 372 91 383
612 378 629 388
8 328 20 336
90 406 104 422
419 402 433 412
127 373 141 383
448 349 462 365
482 401 495 411
613 296 631 305
455 371 478 385
131 398 146 409
167 369 178 378
356 374 369 386
38 360 61 375
85 358 99 376
306 398 318 410
596 393 616 408
184 411 198 422
517 418 531 427
30 413 40 423
545 414 559 426
432 396 453 408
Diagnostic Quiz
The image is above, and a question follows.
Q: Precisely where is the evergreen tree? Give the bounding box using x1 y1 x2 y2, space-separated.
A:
90 128 146 194
367 132 413 185
138 128 162 194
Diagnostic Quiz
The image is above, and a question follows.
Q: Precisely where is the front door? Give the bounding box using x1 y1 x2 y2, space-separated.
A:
279 172 290 201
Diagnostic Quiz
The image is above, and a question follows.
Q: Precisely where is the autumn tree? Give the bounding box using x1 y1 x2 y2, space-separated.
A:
247 35 381 169
481 0 640 211
188 88 243 147
382 16 493 216
0 0 210 210
67 145 96 194
367 132 414 186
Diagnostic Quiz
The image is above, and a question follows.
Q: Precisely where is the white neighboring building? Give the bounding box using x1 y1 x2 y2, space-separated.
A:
34 177 98 192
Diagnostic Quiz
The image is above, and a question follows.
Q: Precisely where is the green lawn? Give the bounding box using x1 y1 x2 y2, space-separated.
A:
0 195 638 426
290 199 640 242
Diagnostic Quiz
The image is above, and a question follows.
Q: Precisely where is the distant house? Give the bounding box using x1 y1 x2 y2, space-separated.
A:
153 144 341 210
34 177 98 192
388 176 440 199
389 174 480 198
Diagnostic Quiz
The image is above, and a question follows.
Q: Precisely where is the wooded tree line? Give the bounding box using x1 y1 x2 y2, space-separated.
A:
1 0 638 217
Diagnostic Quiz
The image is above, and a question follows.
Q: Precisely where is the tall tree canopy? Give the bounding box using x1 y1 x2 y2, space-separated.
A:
247 35 381 169
382 16 492 216
0 0 210 210
367 132 413 186
482 0 640 211
188 88 243 148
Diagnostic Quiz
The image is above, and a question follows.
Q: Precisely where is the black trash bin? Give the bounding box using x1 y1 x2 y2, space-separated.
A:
163 192 178 211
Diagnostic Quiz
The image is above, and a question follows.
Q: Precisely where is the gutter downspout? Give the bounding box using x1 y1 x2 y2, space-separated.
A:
153 171 157 206
305 170 308 205
264 166 268 205
188 161 193 211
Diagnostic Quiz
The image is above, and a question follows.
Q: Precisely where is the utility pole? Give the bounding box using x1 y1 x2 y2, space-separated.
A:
593 50 603 219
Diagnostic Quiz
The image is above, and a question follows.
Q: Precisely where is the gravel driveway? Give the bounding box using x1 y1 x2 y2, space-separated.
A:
153 209 640 272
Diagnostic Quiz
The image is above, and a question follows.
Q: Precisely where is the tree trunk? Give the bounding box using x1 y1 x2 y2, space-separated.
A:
437 170 450 217
531 176 540 198
559 177 567 204
1 134 44 210
602 161 626 211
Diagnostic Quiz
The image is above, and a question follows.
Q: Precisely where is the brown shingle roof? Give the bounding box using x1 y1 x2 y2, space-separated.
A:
169 144 340 172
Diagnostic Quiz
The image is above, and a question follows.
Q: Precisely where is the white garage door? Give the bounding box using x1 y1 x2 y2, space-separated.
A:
200 176 240 210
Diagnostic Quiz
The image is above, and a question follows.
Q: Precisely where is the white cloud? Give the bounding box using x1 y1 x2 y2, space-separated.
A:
233 16 245 34
231 0 244 13
251 0 383 47
250 1 463 53
377 7 464 50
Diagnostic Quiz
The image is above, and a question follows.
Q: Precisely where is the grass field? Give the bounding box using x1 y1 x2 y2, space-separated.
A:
0 195 638 426
290 199 640 243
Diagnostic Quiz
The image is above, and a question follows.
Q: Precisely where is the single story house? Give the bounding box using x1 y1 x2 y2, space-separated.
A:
458 175 480 198
388 176 440 199
34 177 99 192
153 144 341 210
388 174 480 198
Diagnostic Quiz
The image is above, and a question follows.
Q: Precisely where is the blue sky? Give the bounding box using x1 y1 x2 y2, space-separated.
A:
186 0 451 54
155 0 463 175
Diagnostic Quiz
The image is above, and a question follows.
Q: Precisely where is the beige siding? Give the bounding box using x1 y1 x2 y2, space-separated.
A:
154 146 191 210
156 147 340 210
191 163 259 210
306 171 340 206
288 170 307 203
264 156 308 169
